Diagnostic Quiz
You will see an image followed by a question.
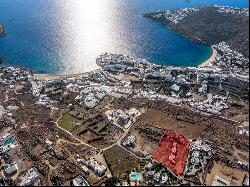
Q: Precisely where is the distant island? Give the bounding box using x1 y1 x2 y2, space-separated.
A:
0 25 5 64
144 6 249 58
0 25 5 37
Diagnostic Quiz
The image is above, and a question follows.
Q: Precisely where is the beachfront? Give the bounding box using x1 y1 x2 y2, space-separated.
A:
198 47 218 68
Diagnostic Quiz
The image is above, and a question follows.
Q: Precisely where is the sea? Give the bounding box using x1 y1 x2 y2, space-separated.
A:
0 0 248 74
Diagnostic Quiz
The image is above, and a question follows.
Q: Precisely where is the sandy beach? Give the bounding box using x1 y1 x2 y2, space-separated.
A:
198 47 218 68
34 68 101 80
34 47 218 79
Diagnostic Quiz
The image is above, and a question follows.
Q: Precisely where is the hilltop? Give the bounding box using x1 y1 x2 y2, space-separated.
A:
145 6 249 58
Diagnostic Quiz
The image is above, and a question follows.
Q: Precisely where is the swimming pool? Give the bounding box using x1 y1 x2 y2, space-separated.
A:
4 136 15 145
80 176 90 186
130 172 143 180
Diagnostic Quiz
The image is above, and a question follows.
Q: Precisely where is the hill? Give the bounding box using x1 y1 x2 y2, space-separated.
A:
145 6 249 58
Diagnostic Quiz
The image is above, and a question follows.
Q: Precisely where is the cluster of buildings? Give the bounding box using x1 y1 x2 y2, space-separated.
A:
118 129 249 186
1 50 245 120
184 140 213 178
0 105 18 158
97 53 152 76
115 161 176 186
85 158 107 177
0 68 48 186
0 108 41 186
212 42 249 76
239 121 249 137
0 144 12 155
0 130 40 186
75 86 108 109
74 153 109 180
105 108 140 129
0 67 31 86
27 69 135 112
187 94 229 115
19 168 40 186
97 53 248 116
34 95 56 108
143 168 171 186
133 90 183 104
4 162 19 176
0 39 249 185
146 6 249 25
148 7 201 24
215 5 249 16
122 135 136 147
72 175 90 186
98 54 197 81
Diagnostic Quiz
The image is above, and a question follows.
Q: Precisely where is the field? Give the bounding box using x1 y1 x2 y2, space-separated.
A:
205 161 248 186
103 145 139 177
63 112 124 149
58 114 82 132
132 99 249 153
127 123 164 157
221 105 249 123
138 108 205 139
90 121 109 133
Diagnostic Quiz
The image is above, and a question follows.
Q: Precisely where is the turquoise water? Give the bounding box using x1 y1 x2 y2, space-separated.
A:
0 0 248 74
4 136 15 145
130 172 143 180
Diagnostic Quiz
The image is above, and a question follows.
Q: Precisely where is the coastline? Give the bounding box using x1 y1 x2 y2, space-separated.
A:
34 49 217 79
34 68 101 80
198 47 217 68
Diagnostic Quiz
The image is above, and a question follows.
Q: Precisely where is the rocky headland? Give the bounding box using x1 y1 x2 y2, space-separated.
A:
144 6 249 58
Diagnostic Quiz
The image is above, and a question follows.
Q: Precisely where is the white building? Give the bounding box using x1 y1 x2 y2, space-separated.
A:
0 145 11 155
86 159 107 177
20 168 39 186
123 136 136 147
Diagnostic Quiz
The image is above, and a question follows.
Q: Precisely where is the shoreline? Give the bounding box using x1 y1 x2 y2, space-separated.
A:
34 68 101 80
198 47 217 68
34 49 217 79
34 48 217 79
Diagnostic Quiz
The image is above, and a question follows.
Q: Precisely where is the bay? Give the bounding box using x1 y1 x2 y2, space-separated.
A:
0 0 248 74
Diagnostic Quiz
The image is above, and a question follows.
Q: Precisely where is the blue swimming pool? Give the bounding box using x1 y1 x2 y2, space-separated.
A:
4 136 15 145
130 172 143 180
